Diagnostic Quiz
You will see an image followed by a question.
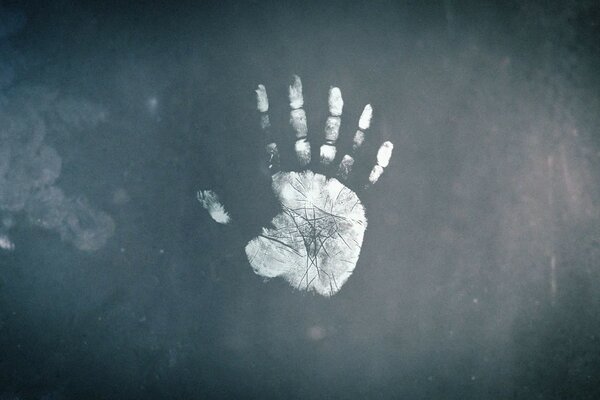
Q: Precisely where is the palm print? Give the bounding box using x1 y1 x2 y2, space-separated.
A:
198 76 393 296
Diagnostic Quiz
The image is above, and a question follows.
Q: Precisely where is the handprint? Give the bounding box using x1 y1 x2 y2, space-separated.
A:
198 76 393 296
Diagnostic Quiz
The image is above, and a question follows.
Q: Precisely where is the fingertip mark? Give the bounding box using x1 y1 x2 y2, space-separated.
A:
358 104 372 130
377 141 394 168
256 84 269 112
328 87 343 116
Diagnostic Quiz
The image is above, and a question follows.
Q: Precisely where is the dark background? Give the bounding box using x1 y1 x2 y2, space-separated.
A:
1 0 600 399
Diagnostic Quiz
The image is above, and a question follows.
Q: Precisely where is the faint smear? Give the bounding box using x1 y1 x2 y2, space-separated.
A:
111 188 131 206
307 325 326 341
0 71 114 251
0 234 14 251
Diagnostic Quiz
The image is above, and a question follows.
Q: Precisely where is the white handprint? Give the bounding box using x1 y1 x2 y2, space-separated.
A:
199 76 393 296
